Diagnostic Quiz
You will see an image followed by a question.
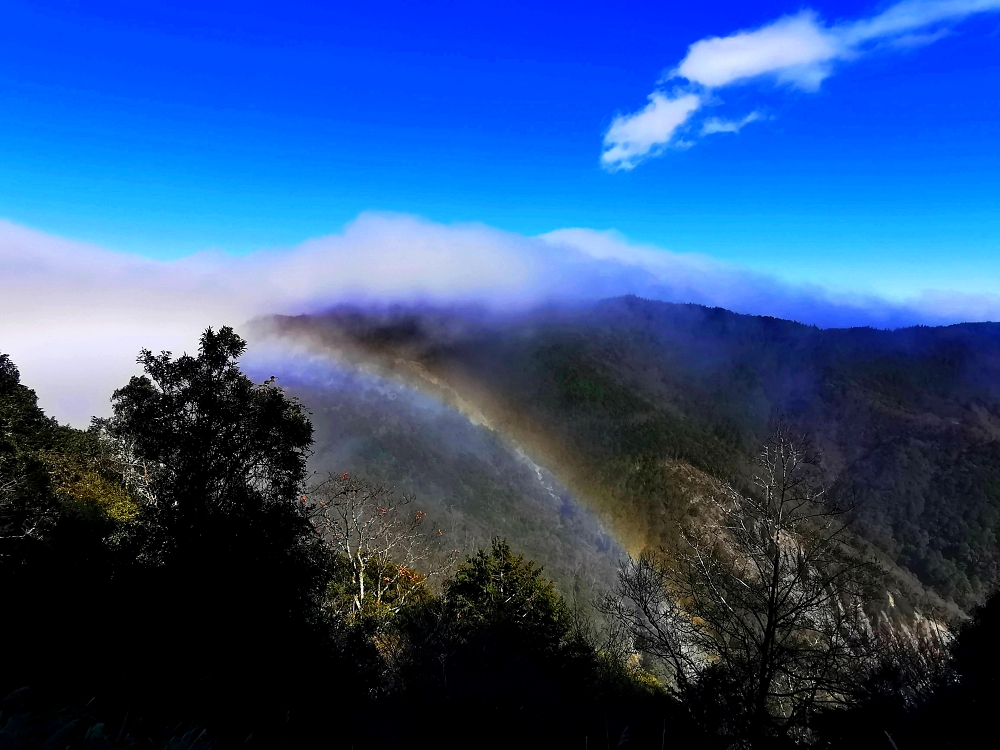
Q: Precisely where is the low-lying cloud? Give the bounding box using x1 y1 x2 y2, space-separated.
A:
602 0 1000 170
3 212 999 426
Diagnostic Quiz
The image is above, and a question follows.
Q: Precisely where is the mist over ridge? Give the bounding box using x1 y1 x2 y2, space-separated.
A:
3 211 999 426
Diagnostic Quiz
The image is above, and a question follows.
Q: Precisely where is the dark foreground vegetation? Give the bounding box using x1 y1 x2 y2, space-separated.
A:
2 328 998 748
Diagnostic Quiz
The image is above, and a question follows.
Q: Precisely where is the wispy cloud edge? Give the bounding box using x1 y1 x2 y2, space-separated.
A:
3 215 998 425
602 0 1000 170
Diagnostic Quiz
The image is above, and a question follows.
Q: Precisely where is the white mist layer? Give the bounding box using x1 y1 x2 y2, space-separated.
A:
3 212 999 426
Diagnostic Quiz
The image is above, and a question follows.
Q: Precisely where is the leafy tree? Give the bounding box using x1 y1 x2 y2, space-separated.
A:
103 326 314 554
445 537 571 652
384 539 692 749
0 353 61 561
1 356 160 741
1 334 359 745
92 327 332 740
411 540 580 703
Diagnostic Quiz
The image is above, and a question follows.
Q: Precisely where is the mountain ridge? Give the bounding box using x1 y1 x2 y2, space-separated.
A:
254 296 1000 610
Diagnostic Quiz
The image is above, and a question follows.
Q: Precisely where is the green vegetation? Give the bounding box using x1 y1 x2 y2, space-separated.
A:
4 317 1000 749
283 362 622 605
0 331 678 748
270 297 1000 609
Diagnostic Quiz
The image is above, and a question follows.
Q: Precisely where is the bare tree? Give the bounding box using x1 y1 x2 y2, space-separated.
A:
105 433 160 507
307 472 455 620
605 424 881 740
600 550 704 692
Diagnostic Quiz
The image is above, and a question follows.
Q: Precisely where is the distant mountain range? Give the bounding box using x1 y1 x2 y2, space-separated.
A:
251 296 1000 612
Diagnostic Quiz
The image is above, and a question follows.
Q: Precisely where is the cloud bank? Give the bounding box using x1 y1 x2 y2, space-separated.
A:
3 213 999 426
602 0 1000 170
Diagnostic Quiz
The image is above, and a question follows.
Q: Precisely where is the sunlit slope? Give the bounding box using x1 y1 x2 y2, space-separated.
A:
261 296 1000 608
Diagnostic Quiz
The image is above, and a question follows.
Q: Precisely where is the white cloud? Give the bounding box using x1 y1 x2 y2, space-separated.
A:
837 0 1000 45
675 11 842 91
603 0 1000 170
881 28 953 49
678 0 1000 89
5 215 1000 426
701 111 762 136
600 92 701 171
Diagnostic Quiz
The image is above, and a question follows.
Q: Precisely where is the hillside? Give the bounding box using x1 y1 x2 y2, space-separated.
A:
6 323 1000 748
237 351 623 600
258 296 1000 609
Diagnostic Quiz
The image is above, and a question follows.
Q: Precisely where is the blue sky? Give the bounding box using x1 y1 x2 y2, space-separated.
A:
2 0 1000 298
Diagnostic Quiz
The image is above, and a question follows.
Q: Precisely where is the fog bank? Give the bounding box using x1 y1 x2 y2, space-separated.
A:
3 212 997 425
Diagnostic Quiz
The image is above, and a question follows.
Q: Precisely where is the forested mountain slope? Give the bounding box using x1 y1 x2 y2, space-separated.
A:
236 354 623 601
261 296 1000 608
6 325 1000 748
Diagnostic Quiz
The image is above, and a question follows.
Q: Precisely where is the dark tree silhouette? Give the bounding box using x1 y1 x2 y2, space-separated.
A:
0 353 61 560
93 327 331 741
606 425 881 743
104 326 313 549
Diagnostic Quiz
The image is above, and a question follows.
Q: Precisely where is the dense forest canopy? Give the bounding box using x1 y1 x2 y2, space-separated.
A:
265 297 1000 609
3 310 1000 748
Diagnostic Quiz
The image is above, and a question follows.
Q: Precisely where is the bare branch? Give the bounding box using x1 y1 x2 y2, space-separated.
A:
306 472 457 622
605 423 884 740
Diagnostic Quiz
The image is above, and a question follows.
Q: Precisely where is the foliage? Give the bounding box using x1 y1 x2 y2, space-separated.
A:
7 322 1000 748
271 298 1000 608
444 538 571 650
101 326 315 556
0 333 342 747
0 353 62 558
43 437 140 522
388 538 686 749
3 338 680 748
